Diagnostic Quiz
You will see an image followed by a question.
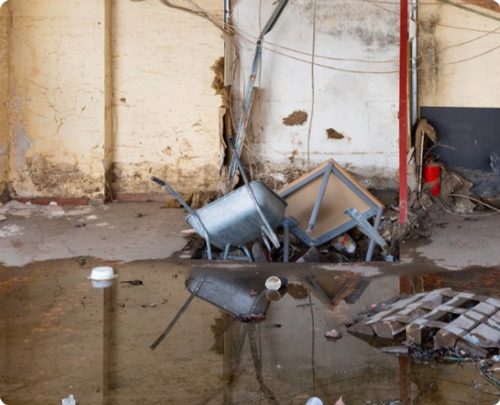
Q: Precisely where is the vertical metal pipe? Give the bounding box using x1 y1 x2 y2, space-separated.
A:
410 0 418 127
224 0 230 25
283 221 290 263
399 0 409 225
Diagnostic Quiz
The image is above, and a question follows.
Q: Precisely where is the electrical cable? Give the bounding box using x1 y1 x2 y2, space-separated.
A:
307 0 319 168
160 0 500 75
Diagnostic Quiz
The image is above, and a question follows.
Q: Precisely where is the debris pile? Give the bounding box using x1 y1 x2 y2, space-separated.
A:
157 156 397 263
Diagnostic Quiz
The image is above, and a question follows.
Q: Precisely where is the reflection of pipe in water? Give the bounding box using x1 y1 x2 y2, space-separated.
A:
150 279 205 350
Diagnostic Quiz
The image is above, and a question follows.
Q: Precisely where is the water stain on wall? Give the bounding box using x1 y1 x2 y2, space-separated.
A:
283 110 308 126
27 156 102 198
418 13 440 95
291 0 399 50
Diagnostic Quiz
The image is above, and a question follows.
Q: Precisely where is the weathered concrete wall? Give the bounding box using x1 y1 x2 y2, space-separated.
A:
231 0 401 188
0 3 9 200
5 0 223 200
111 0 224 196
419 1 500 107
9 0 108 199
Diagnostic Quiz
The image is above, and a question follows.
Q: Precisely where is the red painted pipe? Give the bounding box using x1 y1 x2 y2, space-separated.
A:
399 0 409 224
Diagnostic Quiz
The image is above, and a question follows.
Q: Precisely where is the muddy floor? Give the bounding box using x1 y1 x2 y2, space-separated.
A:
2 259 500 405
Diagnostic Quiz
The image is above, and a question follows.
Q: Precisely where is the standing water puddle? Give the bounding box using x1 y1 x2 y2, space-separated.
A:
1 259 500 404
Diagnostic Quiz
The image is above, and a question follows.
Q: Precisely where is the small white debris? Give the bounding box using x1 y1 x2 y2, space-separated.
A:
49 201 58 206
62 394 76 405
0 215 6 222
325 329 342 339
86 215 98 220
95 222 109 227
0 398 8 405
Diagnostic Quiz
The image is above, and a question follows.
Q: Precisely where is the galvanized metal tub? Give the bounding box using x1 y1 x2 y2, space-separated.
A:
186 181 287 250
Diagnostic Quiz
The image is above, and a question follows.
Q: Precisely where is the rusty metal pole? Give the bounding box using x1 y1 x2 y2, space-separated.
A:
399 0 409 224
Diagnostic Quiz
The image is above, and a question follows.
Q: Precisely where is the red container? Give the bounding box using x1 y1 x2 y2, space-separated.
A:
423 163 440 196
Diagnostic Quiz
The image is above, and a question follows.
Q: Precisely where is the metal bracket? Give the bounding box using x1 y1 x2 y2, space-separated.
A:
345 208 394 262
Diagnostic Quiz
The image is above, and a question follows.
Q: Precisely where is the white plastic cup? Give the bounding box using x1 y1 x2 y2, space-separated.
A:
87 266 117 289
88 266 115 281
265 276 288 291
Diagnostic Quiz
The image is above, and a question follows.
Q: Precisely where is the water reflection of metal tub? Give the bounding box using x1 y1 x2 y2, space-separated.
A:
186 181 286 250
186 274 270 317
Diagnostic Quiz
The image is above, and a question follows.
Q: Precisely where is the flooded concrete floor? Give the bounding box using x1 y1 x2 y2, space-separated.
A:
2 259 500 405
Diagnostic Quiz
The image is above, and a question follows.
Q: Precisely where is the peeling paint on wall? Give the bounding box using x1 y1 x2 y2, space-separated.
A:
283 110 308 126
326 128 345 140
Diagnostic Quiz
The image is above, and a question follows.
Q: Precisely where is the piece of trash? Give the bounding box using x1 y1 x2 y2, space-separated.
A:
325 329 342 339
62 394 76 405
49 201 58 206
120 279 143 286
86 215 98 220
296 246 329 263
335 397 346 405
251 240 268 262
332 233 356 254
378 346 409 355
265 276 287 290
248 288 258 296
141 303 157 308
305 397 323 405
238 313 266 323
0 398 8 405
